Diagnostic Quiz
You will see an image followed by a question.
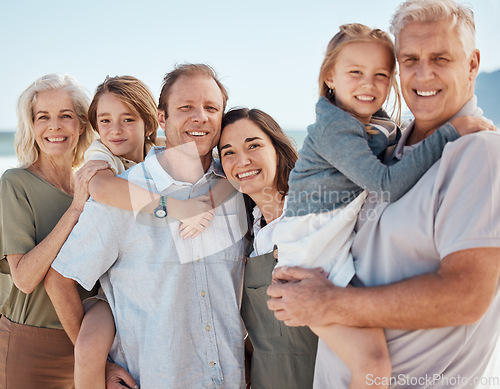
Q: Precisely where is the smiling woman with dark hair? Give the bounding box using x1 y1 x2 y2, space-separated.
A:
219 107 318 389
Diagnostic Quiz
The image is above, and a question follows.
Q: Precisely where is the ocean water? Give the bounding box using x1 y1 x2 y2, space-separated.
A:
0 130 308 176
0 132 18 175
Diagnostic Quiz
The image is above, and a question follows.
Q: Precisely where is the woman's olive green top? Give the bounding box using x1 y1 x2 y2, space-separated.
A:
241 246 318 389
0 168 97 329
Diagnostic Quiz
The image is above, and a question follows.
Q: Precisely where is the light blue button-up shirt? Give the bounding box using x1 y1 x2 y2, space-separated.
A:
53 147 247 388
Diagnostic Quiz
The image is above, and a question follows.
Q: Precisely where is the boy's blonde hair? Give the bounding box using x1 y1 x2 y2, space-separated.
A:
88 76 159 153
318 23 402 125
15 73 95 168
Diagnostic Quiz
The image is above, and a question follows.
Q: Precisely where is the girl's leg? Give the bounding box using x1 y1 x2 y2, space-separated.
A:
74 300 116 389
311 324 391 389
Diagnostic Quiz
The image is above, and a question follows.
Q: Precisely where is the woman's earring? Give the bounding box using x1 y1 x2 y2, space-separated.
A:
328 88 334 95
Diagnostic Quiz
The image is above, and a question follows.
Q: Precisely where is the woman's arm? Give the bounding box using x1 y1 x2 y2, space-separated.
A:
6 160 109 294
44 268 83 343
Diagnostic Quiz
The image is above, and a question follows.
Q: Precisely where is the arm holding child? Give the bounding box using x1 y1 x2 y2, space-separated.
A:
313 100 495 202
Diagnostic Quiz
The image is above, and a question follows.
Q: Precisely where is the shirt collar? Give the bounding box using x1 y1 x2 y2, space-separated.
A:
251 196 288 239
144 147 223 192
393 95 486 160
210 157 226 178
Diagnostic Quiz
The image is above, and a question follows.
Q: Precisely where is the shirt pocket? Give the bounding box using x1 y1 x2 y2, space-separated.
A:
242 285 282 339
131 216 183 264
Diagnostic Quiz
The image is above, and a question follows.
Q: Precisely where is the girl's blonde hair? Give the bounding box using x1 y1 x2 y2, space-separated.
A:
318 23 402 125
88 76 159 154
15 73 95 168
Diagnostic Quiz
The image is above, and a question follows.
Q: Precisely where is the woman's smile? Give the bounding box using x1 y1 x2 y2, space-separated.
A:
219 118 278 198
236 169 261 180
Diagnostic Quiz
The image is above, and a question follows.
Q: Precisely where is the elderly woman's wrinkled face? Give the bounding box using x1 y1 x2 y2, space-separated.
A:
33 89 83 160
219 119 278 197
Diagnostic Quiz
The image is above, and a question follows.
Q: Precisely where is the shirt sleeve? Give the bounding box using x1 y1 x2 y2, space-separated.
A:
0 170 36 258
434 132 500 257
84 140 123 175
51 200 120 291
314 104 459 202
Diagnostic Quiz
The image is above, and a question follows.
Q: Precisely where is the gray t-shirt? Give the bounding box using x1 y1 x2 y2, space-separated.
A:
315 97 500 388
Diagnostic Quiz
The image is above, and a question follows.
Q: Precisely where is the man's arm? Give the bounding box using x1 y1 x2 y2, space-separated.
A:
44 268 84 344
268 247 500 329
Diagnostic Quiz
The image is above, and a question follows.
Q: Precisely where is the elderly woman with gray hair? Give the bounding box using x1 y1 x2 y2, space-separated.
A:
0 73 109 388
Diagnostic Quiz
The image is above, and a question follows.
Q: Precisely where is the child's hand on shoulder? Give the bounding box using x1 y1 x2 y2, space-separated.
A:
450 116 497 136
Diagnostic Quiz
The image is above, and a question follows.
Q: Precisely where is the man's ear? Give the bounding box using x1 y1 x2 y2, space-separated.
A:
469 49 480 81
158 110 167 130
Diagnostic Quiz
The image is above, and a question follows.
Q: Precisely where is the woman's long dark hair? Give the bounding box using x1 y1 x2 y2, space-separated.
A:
219 108 298 239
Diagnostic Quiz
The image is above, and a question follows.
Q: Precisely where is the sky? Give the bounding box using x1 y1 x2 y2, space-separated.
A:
0 0 499 132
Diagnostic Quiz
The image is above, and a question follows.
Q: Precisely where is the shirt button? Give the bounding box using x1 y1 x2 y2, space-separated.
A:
209 361 215 367
205 325 210 331
201 291 206 297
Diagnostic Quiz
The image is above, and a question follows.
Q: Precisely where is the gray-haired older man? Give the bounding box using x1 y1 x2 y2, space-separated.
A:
268 1 500 388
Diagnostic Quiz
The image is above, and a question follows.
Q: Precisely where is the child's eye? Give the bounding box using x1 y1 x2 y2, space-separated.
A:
350 70 361 75
100 119 110 124
249 143 260 150
222 150 234 157
124 118 135 123
376 73 389 78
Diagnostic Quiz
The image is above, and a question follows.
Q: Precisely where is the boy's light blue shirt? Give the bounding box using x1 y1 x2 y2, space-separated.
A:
52 147 247 388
